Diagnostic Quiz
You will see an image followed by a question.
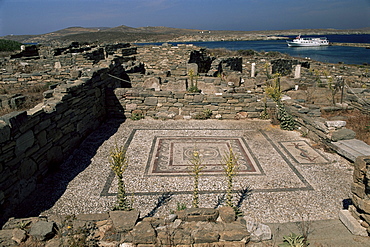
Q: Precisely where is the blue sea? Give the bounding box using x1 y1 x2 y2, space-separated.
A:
138 34 370 65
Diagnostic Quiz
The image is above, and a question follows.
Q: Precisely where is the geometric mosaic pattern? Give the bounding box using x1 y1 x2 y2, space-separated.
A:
101 129 317 197
146 136 261 175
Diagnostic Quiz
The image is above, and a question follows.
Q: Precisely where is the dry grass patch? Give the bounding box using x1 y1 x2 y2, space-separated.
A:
322 109 370 145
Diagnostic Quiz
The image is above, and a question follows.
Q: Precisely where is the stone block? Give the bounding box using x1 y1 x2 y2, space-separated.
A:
12 228 27 244
144 97 158 106
0 120 10 144
246 220 271 241
143 77 161 91
193 94 204 103
193 230 219 243
130 222 156 244
18 158 38 180
219 230 249 241
339 210 368 236
351 183 366 199
0 111 28 129
109 210 139 232
15 130 34 155
326 120 346 128
0 229 17 246
29 221 56 241
187 63 198 75
206 96 227 103
177 208 219 222
226 73 241 87
125 103 137 111
174 92 185 99
352 194 370 213
331 128 356 141
218 206 236 223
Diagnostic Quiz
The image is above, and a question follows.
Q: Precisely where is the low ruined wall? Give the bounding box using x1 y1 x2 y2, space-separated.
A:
351 156 370 234
0 65 125 224
111 88 271 120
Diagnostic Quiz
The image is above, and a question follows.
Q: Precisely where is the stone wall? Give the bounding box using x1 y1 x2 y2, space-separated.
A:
350 156 370 235
0 63 127 225
110 88 271 120
0 207 272 246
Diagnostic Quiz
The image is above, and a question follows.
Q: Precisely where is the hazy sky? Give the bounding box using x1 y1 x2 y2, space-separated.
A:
0 0 369 36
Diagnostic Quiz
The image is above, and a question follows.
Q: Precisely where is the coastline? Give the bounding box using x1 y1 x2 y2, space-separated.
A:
330 42 370 48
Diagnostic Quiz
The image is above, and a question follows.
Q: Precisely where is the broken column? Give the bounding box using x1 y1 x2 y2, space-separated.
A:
294 64 301 79
251 63 256 77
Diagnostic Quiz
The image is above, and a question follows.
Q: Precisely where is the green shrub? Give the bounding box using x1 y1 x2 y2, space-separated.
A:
0 39 22 52
237 49 256 56
193 109 212 120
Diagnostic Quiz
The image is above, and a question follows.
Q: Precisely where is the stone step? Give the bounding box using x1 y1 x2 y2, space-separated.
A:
331 139 370 162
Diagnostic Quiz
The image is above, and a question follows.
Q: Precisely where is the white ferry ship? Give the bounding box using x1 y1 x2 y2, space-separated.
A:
287 35 329 47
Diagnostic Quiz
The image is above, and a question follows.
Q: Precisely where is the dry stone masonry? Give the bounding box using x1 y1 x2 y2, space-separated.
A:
1 40 370 245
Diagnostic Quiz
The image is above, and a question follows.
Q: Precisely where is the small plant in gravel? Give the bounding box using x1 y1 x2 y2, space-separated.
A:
130 110 144 120
109 144 133 211
222 148 238 208
279 232 307 247
176 202 187 211
189 150 205 208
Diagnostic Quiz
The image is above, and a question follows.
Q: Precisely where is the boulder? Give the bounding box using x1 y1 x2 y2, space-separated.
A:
29 221 55 241
12 229 27 244
130 222 156 244
109 210 139 232
226 73 241 87
218 206 236 223
246 220 272 241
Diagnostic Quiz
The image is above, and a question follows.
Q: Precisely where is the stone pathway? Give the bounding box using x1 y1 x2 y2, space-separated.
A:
20 119 354 224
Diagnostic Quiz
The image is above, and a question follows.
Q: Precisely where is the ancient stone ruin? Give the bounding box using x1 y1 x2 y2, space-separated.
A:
0 41 370 246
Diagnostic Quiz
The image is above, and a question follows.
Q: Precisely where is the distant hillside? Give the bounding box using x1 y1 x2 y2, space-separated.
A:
1 25 369 45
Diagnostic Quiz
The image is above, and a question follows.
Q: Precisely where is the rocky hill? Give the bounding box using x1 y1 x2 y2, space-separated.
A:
1 25 369 45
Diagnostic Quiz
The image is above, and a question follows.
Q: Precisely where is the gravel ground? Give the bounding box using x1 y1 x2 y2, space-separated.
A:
19 118 353 224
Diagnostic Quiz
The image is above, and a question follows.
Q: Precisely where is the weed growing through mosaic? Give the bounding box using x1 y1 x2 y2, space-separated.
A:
109 144 133 211
222 148 238 208
279 232 307 247
189 150 204 208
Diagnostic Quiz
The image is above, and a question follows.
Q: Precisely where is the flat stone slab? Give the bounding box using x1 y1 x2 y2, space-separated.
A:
339 210 368 236
331 139 370 162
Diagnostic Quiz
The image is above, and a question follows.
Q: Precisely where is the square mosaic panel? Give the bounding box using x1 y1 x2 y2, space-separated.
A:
279 140 329 164
146 136 261 175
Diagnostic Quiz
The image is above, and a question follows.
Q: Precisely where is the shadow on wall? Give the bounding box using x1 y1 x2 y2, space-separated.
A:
10 118 125 223
0 79 128 227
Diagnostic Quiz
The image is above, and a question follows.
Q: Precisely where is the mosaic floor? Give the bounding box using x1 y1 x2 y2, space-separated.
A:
39 119 353 223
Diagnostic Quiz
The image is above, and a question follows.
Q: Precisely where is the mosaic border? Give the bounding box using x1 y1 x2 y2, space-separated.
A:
145 136 262 176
